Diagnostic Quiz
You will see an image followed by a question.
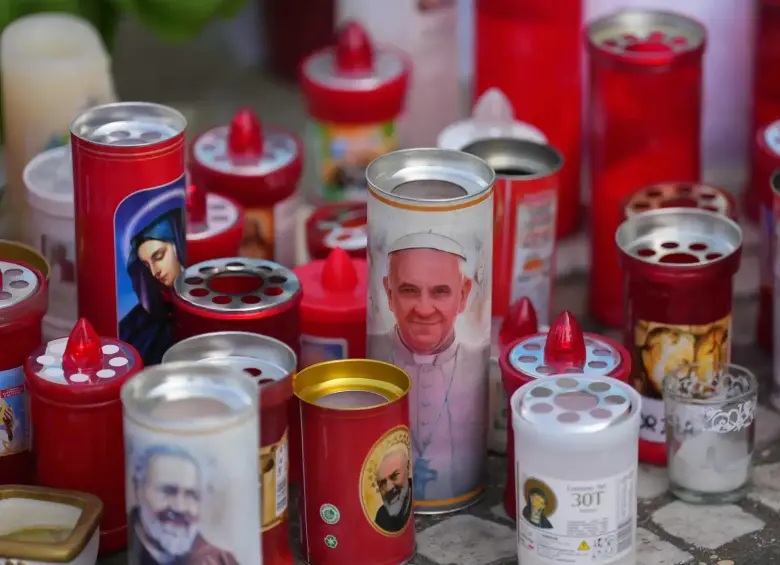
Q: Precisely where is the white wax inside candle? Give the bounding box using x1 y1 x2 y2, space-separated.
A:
150 397 232 420
670 432 750 493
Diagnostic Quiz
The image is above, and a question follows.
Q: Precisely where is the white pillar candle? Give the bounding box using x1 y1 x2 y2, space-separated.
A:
512 374 640 565
1 13 116 242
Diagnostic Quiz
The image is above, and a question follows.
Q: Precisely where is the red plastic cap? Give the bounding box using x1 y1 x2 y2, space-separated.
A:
186 183 208 225
335 21 374 74
227 107 263 159
62 318 103 374
322 247 359 292
498 297 539 348
544 311 586 368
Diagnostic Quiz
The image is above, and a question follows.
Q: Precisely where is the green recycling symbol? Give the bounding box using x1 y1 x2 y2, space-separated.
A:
324 535 338 549
320 503 340 524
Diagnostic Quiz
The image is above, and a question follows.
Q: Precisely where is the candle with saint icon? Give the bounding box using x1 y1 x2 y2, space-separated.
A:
511 374 641 565
24 317 143 553
366 148 494 514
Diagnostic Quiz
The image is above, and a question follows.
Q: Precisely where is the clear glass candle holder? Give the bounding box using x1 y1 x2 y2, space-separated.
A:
663 362 757 504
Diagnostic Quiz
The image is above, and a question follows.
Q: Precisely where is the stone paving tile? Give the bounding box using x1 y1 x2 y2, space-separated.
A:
652 501 765 550
636 527 694 565
748 462 780 512
415 515 517 565
756 405 780 447
638 464 670 500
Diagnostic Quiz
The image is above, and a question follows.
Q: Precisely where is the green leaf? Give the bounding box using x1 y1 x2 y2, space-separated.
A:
213 0 249 18
112 0 225 41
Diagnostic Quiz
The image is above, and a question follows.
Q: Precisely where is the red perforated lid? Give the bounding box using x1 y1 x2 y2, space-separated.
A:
293 248 367 323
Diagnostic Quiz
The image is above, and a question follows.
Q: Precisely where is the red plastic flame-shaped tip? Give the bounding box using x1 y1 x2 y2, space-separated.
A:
186 184 208 225
62 318 103 374
543 311 586 368
322 247 358 292
498 297 539 349
227 107 263 158
335 21 374 74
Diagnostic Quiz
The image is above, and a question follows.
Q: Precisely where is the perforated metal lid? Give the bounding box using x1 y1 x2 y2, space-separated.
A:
765 120 780 155
588 10 706 57
162 331 296 387
509 335 621 378
174 258 300 313
616 209 742 268
70 102 185 146
517 376 633 433
0 261 39 309
193 125 297 177
187 194 240 240
625 182 732 217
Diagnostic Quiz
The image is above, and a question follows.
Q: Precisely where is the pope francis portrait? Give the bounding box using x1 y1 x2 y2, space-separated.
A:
369 232 488 503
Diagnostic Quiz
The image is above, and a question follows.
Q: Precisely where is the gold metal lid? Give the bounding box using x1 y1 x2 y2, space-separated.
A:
294 359 410 410
0 485 103 562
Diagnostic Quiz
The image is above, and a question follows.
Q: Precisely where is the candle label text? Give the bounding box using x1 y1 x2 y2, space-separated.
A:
516 469 636 564
0 367 29 457
633 315 732 444
260 429 289 532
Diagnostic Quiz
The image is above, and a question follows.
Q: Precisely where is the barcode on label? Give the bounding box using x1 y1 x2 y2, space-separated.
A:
275 440 288 517
617 520 633 553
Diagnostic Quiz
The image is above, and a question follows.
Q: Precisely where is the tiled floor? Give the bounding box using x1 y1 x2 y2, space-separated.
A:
99 20 775 565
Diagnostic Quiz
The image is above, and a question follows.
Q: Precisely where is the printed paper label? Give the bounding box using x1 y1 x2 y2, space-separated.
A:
510 190 556 325
0 367 28 456
517 467 636 564
260 429 289 532
242 193 298 265
314 121 396 203
761 204 774 289
633 316 731 443
300 335 348 369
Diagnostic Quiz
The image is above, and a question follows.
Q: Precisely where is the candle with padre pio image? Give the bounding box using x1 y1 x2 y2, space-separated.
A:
366 148 494 514
121 362 261 565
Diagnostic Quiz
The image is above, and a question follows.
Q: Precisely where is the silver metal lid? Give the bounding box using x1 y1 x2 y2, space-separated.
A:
366 148 495 206
625 182 731 217
509 335 621 379
460 137 563 180
0 261 39 309
187 194 240 240
616 208 742 268
70 102 186 147
303 50 405 92
162 331 296 386
588 10 706 57
765 120 780 155
174 258 300 313
121 362 257 432
193 125 297 177
518 376 632 433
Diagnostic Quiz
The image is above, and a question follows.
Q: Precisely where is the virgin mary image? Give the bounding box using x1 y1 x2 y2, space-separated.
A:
119 209 185 365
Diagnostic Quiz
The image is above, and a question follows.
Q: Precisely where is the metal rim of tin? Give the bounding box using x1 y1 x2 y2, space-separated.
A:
624 182 732 217
302 47 407 92
70 102 186 147
0 240 50 280
460 137 564 180
162 331 296 388
366 148 495 207
192 125 298 177
615 208 742 269
508 335 621 379
764 120 780 156
587 10 706 58
0 261 40 309
513 374 637 433
121 361 258 433
294 359 410 411
30 336 138 386
187 194 240 240
174 258 300 313
0 485 103 563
